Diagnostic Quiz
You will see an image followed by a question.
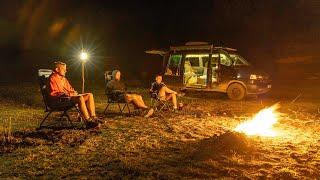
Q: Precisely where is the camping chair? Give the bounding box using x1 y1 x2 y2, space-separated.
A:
103 71 131 115
38 69 83 129
150 92 171 112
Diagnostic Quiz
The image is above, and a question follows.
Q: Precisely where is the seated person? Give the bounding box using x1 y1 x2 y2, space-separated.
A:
48 61 99 128
106 70 154 118
165 67 173 75
184 61 197 84
150 74 180 111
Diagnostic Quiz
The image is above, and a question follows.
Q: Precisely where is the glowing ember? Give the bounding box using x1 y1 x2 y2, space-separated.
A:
234 103 280 137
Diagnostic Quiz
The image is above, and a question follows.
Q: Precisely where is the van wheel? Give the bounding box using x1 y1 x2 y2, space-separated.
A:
227 83 246 100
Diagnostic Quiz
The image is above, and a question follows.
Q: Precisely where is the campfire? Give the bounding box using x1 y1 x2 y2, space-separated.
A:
234 103 281 137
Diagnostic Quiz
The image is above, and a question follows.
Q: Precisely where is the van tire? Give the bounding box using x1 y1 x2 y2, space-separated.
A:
227 83 246 100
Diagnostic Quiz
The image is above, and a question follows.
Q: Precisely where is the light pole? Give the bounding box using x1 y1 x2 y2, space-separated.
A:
79 51 88 93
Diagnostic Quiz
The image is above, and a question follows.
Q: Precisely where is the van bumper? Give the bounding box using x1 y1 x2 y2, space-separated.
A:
246 79 272 95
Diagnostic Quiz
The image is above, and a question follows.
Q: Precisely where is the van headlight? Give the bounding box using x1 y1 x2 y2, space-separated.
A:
250 74 264 80
250 74 257 80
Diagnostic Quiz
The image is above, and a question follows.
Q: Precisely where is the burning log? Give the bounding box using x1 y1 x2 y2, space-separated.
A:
234 103 281 137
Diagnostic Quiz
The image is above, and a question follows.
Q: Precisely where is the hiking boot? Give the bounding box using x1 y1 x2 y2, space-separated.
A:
85 120 100 129
91 116 105 124
96 119 106 124
144 108 154 118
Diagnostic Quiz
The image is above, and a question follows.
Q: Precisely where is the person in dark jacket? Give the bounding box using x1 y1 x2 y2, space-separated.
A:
106 70 154 117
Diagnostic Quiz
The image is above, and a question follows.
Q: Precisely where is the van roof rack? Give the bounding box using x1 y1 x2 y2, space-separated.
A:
170 44 238 52
185 41 209 46
170 43 214 52
215 47 237 52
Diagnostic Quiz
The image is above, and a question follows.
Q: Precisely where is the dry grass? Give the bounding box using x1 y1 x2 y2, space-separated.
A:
0 82 320 178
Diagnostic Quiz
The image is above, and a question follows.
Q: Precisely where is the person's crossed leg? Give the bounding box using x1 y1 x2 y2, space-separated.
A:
106 70 154 118
158 86 178 110
150 74 182 111
124 93 153 117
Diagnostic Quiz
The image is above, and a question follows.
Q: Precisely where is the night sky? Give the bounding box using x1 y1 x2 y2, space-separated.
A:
0 0 320 82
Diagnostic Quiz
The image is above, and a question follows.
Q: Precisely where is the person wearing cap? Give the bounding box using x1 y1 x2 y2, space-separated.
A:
48 61 100 128
106 70 154 117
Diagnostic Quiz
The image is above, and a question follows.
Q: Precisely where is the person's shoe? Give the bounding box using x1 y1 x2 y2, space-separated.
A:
96 119 105 124
91 116 105 124
85 120 100 129
144 108 154 118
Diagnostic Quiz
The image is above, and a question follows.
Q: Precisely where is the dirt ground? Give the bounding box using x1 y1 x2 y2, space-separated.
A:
0 81 320 179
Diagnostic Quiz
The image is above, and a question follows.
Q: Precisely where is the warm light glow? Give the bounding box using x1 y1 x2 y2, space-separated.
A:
234 103 280 137
80 51 88 61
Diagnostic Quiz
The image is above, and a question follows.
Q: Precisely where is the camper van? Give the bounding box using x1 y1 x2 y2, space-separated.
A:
146 42 271 100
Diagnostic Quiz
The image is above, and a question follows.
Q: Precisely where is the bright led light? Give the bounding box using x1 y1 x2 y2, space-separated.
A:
80 51 88 61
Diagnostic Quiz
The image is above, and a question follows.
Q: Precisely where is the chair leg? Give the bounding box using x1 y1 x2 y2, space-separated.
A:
159 105 164 111
159 102 166 111
120 104 126 113
39 107 80 129
39 111 52 128
165 102 171 111
75 108 86 128
118 103 123 113
75 105 83 122
152 101 158 111
157 100 170 112
76 108 83 122
126 104 130 114
104 103 110 114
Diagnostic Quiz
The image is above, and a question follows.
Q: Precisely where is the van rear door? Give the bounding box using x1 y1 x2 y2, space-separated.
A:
163 54 184 89
217 51 237 83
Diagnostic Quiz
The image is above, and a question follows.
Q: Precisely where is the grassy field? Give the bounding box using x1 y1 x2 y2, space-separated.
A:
0 81 320 178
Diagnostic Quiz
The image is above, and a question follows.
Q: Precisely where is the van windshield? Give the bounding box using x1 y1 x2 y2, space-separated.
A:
229 53 250 66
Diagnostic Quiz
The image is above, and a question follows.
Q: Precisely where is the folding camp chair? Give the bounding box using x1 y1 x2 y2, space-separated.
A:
103 71 131 115
150 92 171 112
38 69 84 129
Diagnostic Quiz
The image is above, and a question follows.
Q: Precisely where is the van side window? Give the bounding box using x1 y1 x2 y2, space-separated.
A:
212 54 219 68
188 57 199 67
166 54 182 76
220 53 232 66
183 54 218 86
201 54 218 68
185 54 202 75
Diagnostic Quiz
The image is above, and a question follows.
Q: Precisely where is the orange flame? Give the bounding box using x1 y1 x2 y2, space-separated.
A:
234 103 280 137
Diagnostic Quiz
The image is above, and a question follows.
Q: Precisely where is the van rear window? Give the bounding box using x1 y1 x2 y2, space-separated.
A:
166 54 182 75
